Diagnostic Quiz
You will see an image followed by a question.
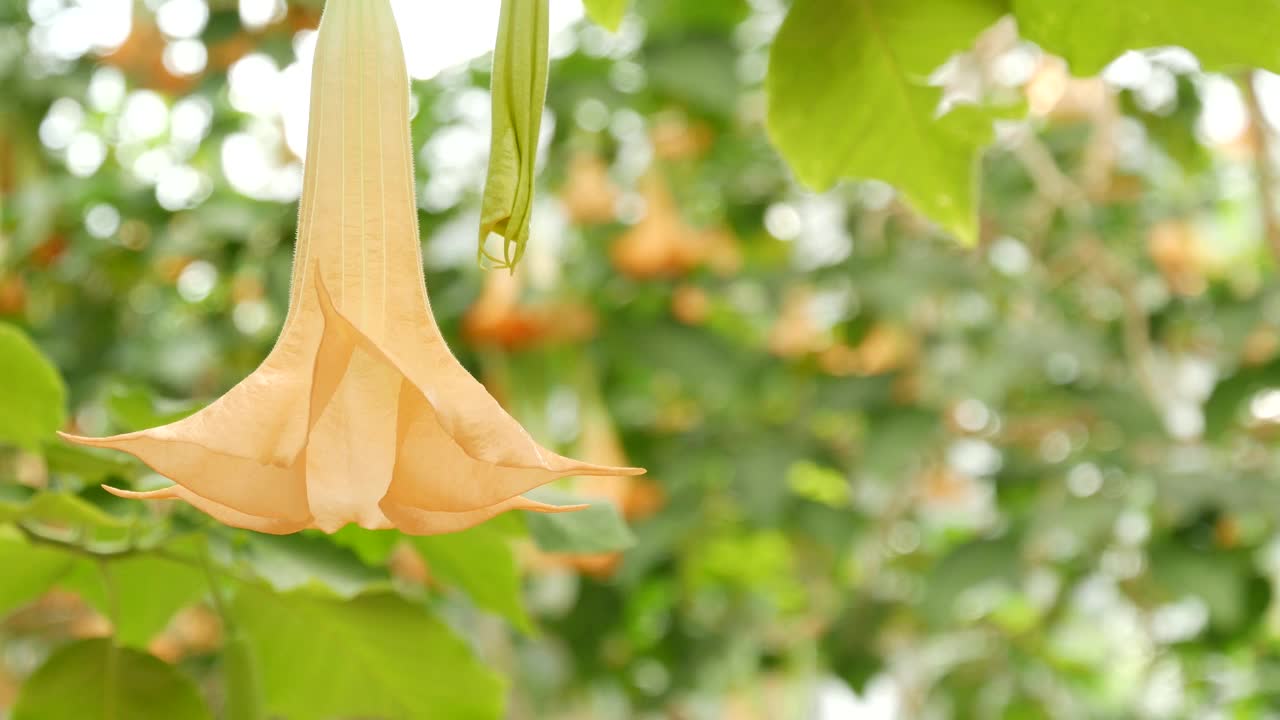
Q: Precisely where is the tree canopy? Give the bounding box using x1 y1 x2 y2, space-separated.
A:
3 0 1280 717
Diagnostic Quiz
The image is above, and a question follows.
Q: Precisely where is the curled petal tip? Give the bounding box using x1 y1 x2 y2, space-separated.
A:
102 484 179 501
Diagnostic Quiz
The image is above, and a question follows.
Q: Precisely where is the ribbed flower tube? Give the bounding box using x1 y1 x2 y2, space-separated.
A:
61 0 642 535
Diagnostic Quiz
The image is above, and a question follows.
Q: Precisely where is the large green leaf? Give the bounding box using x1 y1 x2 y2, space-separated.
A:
12 639 212 720
1013 0 1280 75
0 529 76 618
60 553 207 648
0 323 65 449
412 522 529 631
525 489 635 554
766 0 1007 245
583 0 627 31
232 587 504 720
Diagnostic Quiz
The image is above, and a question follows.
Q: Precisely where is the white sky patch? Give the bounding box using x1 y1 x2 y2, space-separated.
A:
814 676 900 720
1195 74 1247 145
276 1 583 159
389 0 583 81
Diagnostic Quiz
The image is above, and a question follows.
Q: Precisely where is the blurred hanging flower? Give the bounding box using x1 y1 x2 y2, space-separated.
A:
461 269 596 350
611 173 705 278
527 399 662 578
560 151 619 225
62 0 641 535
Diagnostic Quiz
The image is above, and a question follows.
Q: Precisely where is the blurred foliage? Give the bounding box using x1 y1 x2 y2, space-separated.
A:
3 0 1280 718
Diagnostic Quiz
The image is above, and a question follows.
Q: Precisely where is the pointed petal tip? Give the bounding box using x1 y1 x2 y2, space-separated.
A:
58 431 119 449
559 461 647 477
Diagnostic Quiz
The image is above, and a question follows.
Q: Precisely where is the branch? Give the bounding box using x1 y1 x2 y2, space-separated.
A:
1007 127 1165 412
14 522 142 560
1239 69 1280 264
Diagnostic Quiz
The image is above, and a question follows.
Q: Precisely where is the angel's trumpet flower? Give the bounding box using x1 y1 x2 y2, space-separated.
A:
60 0 642 535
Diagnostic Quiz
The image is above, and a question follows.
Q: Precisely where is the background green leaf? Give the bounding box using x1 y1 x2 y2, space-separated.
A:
243 532 389 598
412 522 530 631
766 0 1008 244
5 0 1280 716
0 324 65 450
12 639 211 720
59 553 207 648
0 491 135 545
582 0 627 31
232 587 504 720
0 530 75 618
525 490 635 554
1013 0 1280 74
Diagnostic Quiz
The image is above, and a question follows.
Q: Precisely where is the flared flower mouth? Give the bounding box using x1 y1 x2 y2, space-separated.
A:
61 0 642 536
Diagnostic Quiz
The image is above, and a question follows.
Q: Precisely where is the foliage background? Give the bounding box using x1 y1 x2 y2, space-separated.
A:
3 0 1280 718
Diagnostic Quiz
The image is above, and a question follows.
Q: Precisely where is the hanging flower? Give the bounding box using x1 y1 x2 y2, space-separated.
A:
61 0 642 535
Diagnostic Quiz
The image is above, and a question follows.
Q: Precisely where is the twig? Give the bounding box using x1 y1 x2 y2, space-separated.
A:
1008 123 1091 221
1239 69 1280 264
14 523 142 560
15 521 258 585
1010 126 1164 411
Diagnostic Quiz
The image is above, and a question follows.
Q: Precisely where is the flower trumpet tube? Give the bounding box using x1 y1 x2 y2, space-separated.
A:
60 0 643 535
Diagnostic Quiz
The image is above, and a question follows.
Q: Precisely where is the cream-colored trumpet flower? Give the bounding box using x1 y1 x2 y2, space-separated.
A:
60 0 642 535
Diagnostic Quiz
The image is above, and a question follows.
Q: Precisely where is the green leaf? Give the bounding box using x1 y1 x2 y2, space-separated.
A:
525 489 635 554
244 532 389 598
232 587 504 720
60 553 207 648
12 639 212 720
0 323 65 450
786 460 851 508
1013 0 1280 75
0 529 76 618
645 39 741 116
41 442 137 483
479 0 550 269
412 522 530 631
921 539 1020 625
328 525 400 566
1149 544 1259 635
582 0 627 31
765 0 1007 244
1204 357 1280 440
105 383 202 432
